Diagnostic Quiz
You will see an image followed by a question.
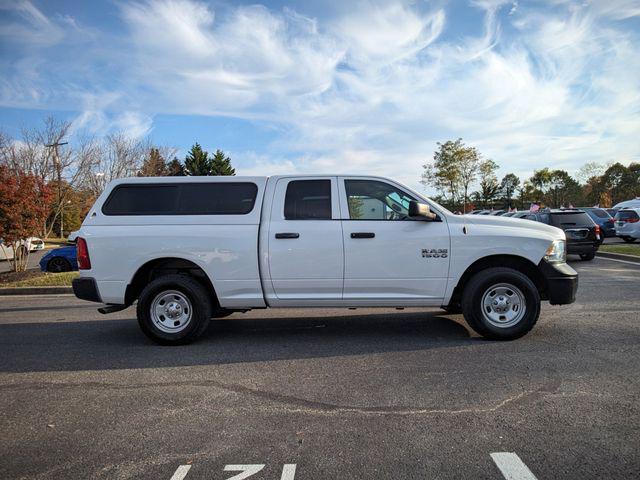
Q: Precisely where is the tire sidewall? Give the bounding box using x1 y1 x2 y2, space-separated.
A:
463 268 540 340
137 275 211 345
48 257 71 272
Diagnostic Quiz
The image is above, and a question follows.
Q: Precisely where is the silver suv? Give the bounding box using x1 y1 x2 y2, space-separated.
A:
614 208 640 243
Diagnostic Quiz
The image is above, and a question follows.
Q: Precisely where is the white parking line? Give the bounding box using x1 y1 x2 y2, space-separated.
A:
169 465 192 480
596 256 640 266
491 452 538 480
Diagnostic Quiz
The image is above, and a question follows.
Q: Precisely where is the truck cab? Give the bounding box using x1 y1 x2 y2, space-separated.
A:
72 175 578 345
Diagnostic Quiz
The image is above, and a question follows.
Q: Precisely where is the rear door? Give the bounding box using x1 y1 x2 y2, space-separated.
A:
266 177 344 302
338 177 450 305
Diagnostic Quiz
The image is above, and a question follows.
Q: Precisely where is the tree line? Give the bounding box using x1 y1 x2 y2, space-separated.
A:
2 117 639 271
0 117 236 271
422 138 640 212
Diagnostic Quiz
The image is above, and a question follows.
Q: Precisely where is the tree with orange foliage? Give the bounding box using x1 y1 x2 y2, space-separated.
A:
0 166 53 272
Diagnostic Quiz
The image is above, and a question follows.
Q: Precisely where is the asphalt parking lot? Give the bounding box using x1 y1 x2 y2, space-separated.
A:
1 257 639 480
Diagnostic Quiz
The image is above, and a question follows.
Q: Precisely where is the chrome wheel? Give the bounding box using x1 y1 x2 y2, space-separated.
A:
150 290 192 334
481 283 526 328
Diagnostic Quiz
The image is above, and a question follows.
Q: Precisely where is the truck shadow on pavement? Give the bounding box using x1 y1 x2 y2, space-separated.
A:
0 311 474 373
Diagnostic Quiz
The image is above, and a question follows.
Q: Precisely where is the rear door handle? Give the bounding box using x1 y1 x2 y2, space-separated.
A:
275 232 300 239
350 232 375 239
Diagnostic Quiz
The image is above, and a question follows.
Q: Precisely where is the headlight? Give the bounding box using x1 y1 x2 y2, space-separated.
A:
544 239 566 263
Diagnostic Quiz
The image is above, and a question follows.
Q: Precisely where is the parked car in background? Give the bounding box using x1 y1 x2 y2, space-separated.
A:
606 208 618 218
613 198 640 210
613 208 640 243
0 237 44 260
26 237 45 252
39 234 78 272
579 207 615 238
502 211 517 217
513 209 600 260
490 210 507 216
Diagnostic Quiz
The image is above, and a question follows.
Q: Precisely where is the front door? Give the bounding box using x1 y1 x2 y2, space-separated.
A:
338 177 450 305
267 177 344 302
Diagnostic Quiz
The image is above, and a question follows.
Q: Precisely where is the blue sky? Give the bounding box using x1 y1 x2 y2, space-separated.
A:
1 0 639 191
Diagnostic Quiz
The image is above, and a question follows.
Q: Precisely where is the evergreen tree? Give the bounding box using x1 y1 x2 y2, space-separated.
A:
138 148 168 177
210 149 236 176
166 157 185 176
184 143 211 176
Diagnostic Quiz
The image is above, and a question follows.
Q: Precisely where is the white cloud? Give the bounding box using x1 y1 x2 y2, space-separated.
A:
0 0 639 192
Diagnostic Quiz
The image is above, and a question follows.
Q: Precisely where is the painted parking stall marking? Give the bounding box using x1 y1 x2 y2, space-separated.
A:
491 452 538 480
170 463 297 479
169 464 192 480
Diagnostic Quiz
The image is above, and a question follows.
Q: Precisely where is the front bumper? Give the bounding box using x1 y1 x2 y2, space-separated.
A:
538 260 578 305
72 277 102 303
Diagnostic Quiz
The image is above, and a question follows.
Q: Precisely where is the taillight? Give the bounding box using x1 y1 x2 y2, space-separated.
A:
629 218 639 223
77 237 91 270
594 225 601 239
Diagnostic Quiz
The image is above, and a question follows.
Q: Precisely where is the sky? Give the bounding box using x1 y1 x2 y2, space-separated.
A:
1 0 639 192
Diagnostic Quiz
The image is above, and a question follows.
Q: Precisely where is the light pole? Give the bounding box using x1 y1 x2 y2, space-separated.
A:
45 140 68 238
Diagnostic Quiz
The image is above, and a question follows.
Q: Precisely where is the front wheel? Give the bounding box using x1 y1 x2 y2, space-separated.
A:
580 252 595 261
137 274 212 345
462 267 541 340
622 236 636 243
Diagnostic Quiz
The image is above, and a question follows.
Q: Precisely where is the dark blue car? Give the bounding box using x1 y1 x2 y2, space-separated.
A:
579 207 616 238
39 244 78 272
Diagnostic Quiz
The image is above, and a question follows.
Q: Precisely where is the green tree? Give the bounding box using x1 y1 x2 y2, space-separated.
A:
210 149 236 176
477 159 499 208
595 162 639 205
166 157 185 176
499 173 520 209
421 138 482 212
184 143 211 176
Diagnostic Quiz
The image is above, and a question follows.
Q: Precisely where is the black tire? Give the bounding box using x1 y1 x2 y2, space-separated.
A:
622 236 636 243
580 252 595 261
136 274 212 345
47 257 72 273
462 267 540 340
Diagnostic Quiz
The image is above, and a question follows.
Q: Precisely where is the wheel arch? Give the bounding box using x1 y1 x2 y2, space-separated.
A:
447 254 547 309
125 257 219 307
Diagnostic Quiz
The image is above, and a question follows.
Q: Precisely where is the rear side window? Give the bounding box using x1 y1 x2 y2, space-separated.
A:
550 212 594 228
102 183 258 215
588 208 610 219
284 180 332 220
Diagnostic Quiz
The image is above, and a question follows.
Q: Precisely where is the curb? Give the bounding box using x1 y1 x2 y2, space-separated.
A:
597 251 640 264
0 286 73 296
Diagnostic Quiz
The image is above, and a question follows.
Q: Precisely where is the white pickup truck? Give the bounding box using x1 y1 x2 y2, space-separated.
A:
72 175 578 345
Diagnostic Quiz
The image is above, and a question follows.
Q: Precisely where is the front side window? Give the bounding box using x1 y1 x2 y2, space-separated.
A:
345 180 417 220
284 180 332 220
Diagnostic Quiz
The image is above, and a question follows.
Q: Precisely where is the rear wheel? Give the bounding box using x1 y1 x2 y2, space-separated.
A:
622 236 636 243
47 257 72 272
136 274 212 345
462 267 540 340
580 252 595 261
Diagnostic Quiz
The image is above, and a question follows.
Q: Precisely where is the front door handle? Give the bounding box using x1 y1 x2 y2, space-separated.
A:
351 232 375 239
275 232 300 239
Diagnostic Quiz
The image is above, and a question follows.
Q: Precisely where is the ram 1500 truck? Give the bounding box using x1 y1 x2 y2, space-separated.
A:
72 175 578 345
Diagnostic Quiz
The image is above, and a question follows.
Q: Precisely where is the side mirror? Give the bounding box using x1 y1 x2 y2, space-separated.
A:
409 200 437 221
